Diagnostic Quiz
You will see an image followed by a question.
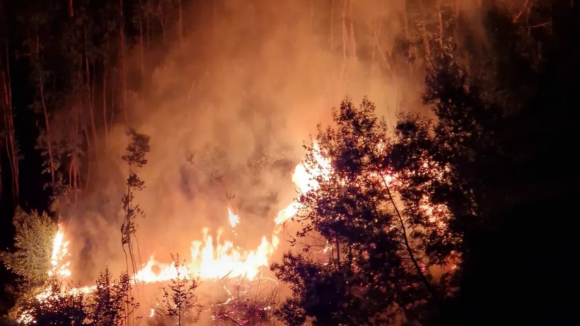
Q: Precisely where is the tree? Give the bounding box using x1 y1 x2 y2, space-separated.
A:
88 268 139 326
0 207 56 287
156 254 199 326
272 99 445 326
120 128 150 275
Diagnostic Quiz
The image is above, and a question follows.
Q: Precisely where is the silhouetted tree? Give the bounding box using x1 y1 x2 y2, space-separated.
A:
120 128 150 275
23 280 87 326
156 254 199 326
272 99 449 326
88 268 138 326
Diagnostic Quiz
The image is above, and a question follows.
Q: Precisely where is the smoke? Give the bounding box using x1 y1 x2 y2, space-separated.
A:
54 0 412 281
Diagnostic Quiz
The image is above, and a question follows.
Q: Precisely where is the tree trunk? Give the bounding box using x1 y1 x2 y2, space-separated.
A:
330 0 334 50
418 0 431 59
69 0 74 17
178 0 183 46
36 34 55 185
139 18 144 87
437 1 444 48
119 0 128 122
103 52 109 148
1 44 18 202
85 54 98 160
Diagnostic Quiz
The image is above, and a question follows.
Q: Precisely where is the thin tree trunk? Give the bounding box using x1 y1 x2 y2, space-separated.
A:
437 1 444 48
339 0 348 95
110 75 115 128
102 59 109 148
404 2 413 75
178 0 183 46
330 0 334 50
85 55 98 160
418 0 431 59
2 45 18 202
139 18 144 87
83 126 91 191
69 0 74 17
377 170 437 300
119 0 129 122
349 0 356 62
146 18 151 50
36 34 55 185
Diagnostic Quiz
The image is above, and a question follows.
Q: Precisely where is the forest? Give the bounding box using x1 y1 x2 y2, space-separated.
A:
0 0 578 325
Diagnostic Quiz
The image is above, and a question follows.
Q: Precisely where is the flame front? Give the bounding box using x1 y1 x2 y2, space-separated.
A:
132 147 330 284
41 141 443 287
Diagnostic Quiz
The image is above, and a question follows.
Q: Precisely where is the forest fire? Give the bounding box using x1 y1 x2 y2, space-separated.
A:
20 140 448 325
33 145 329 302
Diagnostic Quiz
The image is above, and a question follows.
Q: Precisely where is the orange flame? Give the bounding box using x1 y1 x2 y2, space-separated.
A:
48 224 71 279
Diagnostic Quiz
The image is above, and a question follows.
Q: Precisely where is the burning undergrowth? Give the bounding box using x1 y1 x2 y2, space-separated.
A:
10 126 328 325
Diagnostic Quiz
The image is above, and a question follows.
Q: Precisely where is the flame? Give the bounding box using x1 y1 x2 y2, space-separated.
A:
48 224 71 279
228 208 240 228
21 140 454 325
132 146 331 284
40 140 448 287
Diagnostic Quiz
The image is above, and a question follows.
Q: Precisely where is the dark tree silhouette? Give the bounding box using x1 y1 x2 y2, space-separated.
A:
120 128 150 276
272 99 449 326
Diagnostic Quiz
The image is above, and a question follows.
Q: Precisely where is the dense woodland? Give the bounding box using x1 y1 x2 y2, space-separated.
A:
0 0 579 325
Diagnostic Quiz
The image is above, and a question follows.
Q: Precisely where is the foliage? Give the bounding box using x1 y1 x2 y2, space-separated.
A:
87 269 139 326
0 207 56 287
16 269 139 326
155 254 199 326
120 128 150 275
272 99 444 326
22 279 88 326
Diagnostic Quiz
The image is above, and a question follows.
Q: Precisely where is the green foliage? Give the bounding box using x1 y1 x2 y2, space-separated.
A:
0 207 56 286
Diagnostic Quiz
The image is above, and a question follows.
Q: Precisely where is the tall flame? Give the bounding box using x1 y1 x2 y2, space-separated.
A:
228 208 240 228
48 223 71 279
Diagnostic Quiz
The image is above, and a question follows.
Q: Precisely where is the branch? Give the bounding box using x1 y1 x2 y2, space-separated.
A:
513 0 531 23
220 314 242 326
377 169 437 301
